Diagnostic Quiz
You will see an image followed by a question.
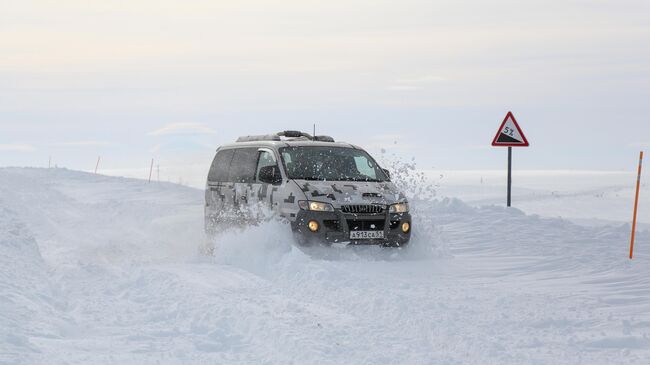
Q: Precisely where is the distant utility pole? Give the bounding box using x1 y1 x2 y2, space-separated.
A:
94 156 101 174
48 156 51 169
148 158 154 183
313 123 316 137
157 164 160 182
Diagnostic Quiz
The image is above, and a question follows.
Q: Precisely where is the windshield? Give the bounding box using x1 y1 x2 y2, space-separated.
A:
280 146 388 182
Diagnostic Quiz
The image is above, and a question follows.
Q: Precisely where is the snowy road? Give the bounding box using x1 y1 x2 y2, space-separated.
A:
1 168 650 364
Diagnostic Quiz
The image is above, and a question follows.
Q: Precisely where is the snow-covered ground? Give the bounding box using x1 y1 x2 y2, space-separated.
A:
1 167 649 364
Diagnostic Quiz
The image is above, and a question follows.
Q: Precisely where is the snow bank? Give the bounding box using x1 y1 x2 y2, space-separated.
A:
0 205 64 363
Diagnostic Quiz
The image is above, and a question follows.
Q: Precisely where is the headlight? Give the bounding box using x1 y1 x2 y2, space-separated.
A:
401 222 411 233
308 220 320 232
298 200 335 212
389 202 409 213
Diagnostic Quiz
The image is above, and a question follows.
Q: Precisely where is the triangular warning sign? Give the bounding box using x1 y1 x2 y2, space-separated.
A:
491 112 529 147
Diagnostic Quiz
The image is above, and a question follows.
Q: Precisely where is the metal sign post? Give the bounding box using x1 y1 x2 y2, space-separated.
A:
507 146 512 207
492 112 529 207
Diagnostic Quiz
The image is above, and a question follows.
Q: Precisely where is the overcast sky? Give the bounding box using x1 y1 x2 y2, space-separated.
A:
1 0 649 179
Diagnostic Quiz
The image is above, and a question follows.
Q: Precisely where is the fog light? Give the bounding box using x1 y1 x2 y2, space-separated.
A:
401 222 411 233
308 220 320 232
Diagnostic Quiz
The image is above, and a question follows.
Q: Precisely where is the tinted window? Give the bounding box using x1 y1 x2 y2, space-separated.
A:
208 149 234 182
256 150 279 183
228 148 259 183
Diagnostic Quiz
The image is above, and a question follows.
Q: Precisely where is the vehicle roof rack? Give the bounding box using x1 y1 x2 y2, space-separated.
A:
236 134 282 142
313 135 335 142
277 130 312 139
236 131 336 143
277 131 336 142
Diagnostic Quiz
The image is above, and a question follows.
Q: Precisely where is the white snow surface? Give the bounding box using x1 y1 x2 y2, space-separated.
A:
1 167 650 364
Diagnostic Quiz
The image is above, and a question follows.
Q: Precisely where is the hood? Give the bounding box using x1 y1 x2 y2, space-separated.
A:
292 179 407 207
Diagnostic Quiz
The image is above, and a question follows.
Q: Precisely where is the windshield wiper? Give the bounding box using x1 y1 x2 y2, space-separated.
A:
292 177 383 182
292 177 322 181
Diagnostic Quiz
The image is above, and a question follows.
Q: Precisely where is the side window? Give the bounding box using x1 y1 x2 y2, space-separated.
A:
281 151 293 177
353 156 378 180
228 148 258 183
256 150 278 182
208 149 234 182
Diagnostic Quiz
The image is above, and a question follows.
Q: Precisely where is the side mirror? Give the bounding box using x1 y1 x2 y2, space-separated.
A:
259 165 282 185
382 168 391 180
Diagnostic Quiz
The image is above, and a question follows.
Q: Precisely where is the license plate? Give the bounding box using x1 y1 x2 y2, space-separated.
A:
350 231 385 240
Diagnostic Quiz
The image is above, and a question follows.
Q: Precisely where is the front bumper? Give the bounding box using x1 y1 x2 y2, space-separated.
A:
291 209 411 247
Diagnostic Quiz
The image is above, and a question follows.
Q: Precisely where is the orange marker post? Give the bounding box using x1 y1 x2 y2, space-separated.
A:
630 151 644 259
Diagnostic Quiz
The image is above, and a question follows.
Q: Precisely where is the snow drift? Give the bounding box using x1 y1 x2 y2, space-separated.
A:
1 167 649 364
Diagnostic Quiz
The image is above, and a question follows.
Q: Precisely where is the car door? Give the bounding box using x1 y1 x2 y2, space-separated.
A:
255 148 305 221
251 149 281 217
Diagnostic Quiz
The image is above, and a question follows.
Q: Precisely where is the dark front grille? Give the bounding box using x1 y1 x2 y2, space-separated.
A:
347 220 385 231
323 220 341 231
341 204 385 214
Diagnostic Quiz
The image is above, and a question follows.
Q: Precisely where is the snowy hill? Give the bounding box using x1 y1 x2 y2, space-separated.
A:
1 167 649 364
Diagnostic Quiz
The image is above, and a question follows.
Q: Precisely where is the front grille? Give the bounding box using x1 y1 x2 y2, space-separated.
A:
347 220 385 231
341 204 385 214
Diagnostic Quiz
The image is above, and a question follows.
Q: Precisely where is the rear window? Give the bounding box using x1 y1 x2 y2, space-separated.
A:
208 149 234 182
228 148 259 183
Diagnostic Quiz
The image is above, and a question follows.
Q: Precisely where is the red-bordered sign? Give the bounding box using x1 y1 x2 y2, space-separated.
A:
491 111 529 147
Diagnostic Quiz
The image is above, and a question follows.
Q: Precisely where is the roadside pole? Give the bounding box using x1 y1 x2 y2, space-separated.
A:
629 151 644 259
148 158 154 183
